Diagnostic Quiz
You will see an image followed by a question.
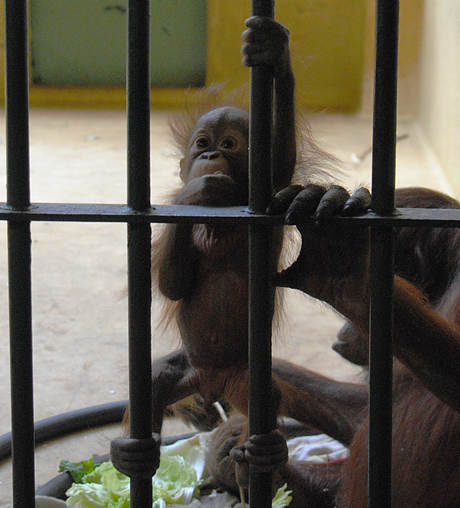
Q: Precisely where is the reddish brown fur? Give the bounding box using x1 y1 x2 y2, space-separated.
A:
272 192 460 507
113 16 460 506
343 362 460 508
335 187 460 366
208 187 460 508
144 17 339 430
111 17 349 480
339 278 460 507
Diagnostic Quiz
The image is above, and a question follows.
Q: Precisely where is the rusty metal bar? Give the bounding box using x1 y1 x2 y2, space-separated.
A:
126 0 152 507
369 0 400 506
5 0 35 506
248 1 276 507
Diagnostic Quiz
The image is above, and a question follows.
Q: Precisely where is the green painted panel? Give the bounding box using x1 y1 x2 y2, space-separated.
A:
30 0 207 87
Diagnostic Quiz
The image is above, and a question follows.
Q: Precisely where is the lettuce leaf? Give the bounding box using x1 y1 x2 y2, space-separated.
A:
59 458 96 484
272 484 293 508
63 433 292 508
65 455 200 508
152 455 199 504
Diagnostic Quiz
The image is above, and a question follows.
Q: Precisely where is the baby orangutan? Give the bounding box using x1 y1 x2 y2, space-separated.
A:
110 15 369 482
111 15 299 477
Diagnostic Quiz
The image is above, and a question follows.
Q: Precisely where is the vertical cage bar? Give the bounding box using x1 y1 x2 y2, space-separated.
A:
8 223 34 508
369 0 399 506
5 0 30 210
248 0 275 214
248 1 275 507
372 0 399 216
126 0 152 507
127 0 151 212
4 0 35 507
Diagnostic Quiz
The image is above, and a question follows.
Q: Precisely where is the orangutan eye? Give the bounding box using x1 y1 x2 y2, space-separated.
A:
196 137 209 149
221 137 236 150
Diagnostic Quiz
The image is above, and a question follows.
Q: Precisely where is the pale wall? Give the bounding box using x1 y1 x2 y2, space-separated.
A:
418 0 460 196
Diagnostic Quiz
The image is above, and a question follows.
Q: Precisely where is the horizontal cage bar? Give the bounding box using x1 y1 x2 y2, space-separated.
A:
1 203 460 227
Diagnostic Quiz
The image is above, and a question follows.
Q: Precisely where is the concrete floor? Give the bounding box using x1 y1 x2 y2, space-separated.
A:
0 109 454 507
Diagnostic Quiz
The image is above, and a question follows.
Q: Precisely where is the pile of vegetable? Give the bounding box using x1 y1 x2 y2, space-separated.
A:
59 433 292 508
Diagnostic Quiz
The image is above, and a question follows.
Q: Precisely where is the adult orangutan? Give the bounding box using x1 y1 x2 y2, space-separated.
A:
208 184 460 507
334 186 460 366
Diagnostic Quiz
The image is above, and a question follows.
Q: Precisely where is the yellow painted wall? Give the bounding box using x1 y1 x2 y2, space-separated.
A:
0 0 426 116
0 0 427 115
207 0 366 112
360 0 424 117
0 0 368 111
0 3 4 90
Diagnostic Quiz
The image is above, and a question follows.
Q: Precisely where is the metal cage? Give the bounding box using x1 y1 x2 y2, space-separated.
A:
3 0 460 507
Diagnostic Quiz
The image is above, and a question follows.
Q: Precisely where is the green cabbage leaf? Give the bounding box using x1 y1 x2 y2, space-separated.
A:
65 454 200 508
63 433 292 508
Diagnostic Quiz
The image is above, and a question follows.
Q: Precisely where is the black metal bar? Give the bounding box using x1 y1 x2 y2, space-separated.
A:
372 0 399 218
369 1 399 506
8 223 35 508
248 225 276 508
369 228 394 507
248 0 275 214
248 1 276 507
126 0 152 507
2 204 460 227
5 0 35 507
127 0 151 213
5 0 30 211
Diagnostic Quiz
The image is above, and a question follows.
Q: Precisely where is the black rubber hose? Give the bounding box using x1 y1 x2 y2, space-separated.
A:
1 401 313 499
0 400 128 463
